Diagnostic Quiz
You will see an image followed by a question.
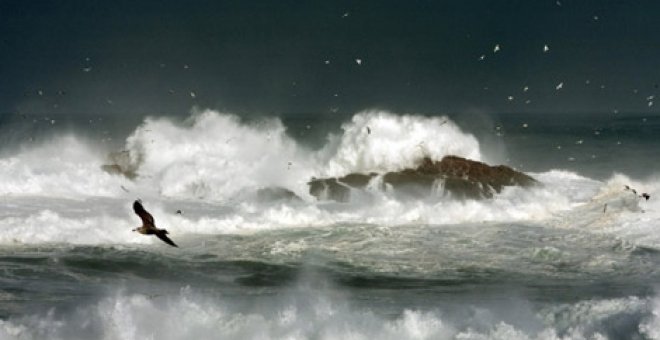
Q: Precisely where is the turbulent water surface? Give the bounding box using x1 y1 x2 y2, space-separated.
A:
1 110 660 339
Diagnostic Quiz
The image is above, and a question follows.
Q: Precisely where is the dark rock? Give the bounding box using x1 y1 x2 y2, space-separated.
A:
101 150 140 179
101 164 137 180
256 187 302 202
308 173 376 202
308 156 537 202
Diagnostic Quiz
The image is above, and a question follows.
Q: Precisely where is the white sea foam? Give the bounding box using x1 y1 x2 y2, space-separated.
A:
0 170 653 248
116 109 482 200
120 110 316 200
640 295 660 339
0 173 609 246
0 110 658 248
0 287 651 340
319 110 482 177
0 135 127 197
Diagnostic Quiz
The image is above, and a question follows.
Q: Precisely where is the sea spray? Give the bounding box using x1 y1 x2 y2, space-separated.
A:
0 135 126 197
0 110 657 245
121 110 315 200
318 110 482 177
0 286 651 340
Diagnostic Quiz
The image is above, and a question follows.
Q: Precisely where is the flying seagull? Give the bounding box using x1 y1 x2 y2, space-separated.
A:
132 200 178 247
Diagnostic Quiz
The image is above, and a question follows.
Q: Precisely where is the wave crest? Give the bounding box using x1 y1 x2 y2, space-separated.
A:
319 110 482 177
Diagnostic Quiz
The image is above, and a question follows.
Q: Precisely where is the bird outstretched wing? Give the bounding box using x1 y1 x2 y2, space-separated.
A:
133 200 155 227
156 230 178 247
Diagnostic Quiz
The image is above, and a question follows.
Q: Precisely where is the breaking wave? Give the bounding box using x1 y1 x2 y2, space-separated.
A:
0 286 656 340
0 109 658 247
0 110 482 201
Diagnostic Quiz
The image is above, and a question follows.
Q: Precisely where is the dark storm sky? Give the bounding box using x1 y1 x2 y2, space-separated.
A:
2 0 660 121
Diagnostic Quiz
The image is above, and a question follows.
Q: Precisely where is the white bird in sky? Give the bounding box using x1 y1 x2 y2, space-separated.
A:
355 58 362 65
556 82 564 90
543 44 550 53
478 54 486 61
523 86 529 92
493 44 500 53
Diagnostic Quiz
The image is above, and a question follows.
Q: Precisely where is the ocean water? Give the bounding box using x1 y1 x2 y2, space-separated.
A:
1 109 660 339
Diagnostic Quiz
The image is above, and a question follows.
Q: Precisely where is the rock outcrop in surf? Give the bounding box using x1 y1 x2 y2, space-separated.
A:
255 187 302 202
308 156 537 201
101 150 140 179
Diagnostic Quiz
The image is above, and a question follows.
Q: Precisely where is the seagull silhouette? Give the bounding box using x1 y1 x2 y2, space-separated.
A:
132 200 178 247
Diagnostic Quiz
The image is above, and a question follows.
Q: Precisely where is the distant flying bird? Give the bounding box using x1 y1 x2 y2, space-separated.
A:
366 126 371 134
478 54 486 61
355 58 362 65
543 44 550 53
641 193 651 201
556 82 564 90
493 44 500 53
523 86 529 92
132 200 178 247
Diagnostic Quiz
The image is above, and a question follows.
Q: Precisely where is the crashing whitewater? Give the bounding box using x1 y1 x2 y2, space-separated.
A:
1 110 660 340
0 110 656 243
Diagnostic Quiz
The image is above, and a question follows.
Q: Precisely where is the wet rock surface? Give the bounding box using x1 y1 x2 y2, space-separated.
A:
308 156 537 202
